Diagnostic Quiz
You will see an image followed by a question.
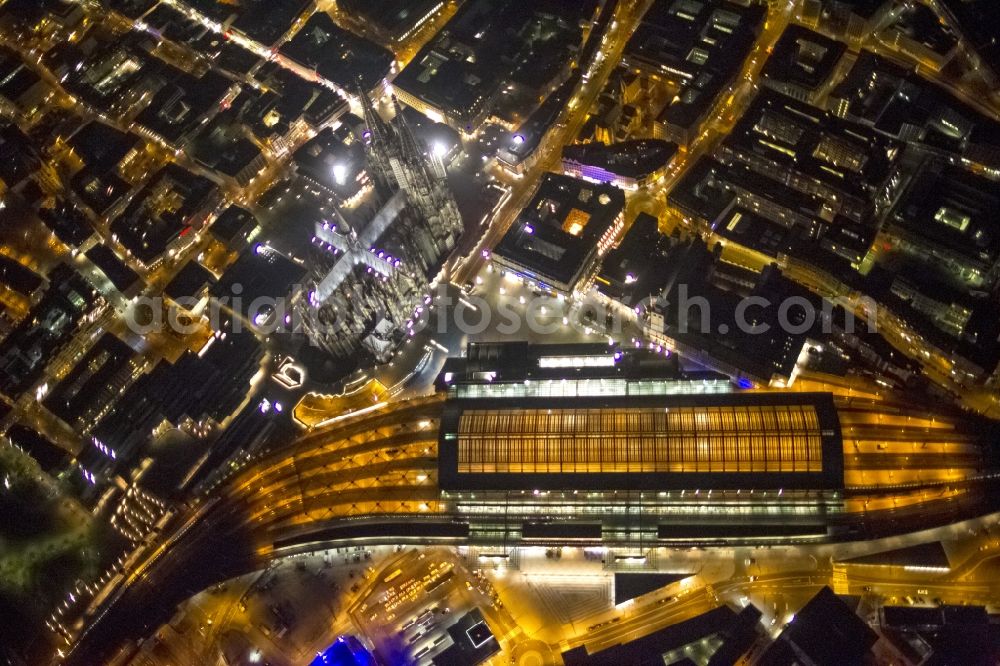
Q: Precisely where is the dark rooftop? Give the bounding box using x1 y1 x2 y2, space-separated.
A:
432 608 500 666
563 605 739 665
938 0 1000 77
0 48 43 103
209 205 259 245
38 200 95 248
72 169 131 217
596 212 675 306
0 254 43 296
109 165 217 265
292 121 367 200
758 587 877 666
191 121 263 181
394 0 595 129
210 246 306 321
614 573 690 605
722 89 897 208
889 162 1000 266
0 123 40 187
0 264 101 399
336 0 442 42
164 261 215 302
5 424 72 474
85 244 142 294
666 156 737 224
762 24 846 93
493 172 625 291
42 333 136 428
279 13 394 91
67 121 139 173
841 541 950 569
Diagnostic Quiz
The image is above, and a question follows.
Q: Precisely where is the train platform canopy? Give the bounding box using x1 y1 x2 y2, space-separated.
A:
439 391 844 493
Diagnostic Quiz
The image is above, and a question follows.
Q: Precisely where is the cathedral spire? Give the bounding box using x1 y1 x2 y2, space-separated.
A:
357 79 391 148
392 97 427 170
357 80 395 197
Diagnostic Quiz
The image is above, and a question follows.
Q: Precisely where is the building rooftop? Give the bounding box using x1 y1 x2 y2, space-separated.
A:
563 605 743 665
723 89 898 206
39 200 95 248
438 343 843 493
292 121 367 200
67 121 139 174
210 245 306 321
762 24 846 94
493 173 625 291
42 333 136 429
0 47 42 101
181 0 312 46
613 572 689 605
0 123 39 187
759 587 877 666
938 0 1000 77
336 0 442 42
279 13 394 91
5 425 72 474
646 238 822 384
432 608 500 666
831 50 1000 157
241 64 349 139
85 244 142 294
72 168 131 217
438 341 728 392
667 156 737 224
109 164 217 265
563 140 678 182
164 261 215 302
0 254 42 296
209 205 259 245
394 0 595 129
191 120 263 181
440 392 842 492
134 65 231 146
0 264 102 399
885 2 957 58
628 0 764 136
498 71 581 167
889 162 1000 267
85 317 263 481
595 212 675 305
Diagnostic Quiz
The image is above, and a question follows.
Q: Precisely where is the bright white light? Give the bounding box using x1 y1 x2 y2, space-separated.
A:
333 163 347 185
513 134 525 145
433 142 447 157
538 355 616 369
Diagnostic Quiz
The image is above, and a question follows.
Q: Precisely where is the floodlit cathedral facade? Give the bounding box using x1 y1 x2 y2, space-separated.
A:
301 88 464 361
